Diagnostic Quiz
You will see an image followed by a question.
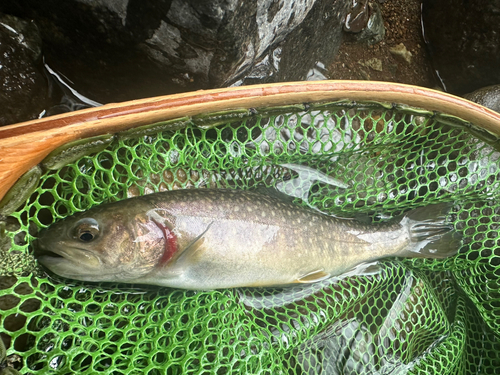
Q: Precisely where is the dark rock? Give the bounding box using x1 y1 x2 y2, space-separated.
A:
41 62 102 117
354 1 385 45
422 0 500 95
464 85 500 113
343 1 385 45
244 0 349 85
0 14 49 126
0 0 349 105
344 0 370 33
1 0 181 104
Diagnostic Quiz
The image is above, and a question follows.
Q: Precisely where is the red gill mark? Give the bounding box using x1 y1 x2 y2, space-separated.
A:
152 219 178 266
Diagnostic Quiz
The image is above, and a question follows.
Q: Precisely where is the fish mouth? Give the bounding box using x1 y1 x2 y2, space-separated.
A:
36 240 103 279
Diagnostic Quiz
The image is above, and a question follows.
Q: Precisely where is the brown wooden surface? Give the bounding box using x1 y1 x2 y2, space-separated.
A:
2 80 500 201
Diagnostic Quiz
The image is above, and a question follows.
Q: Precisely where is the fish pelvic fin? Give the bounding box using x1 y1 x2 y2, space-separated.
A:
296 269 331 283
400 202 462 259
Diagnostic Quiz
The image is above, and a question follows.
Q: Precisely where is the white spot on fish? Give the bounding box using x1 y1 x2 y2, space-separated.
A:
234 206 240 212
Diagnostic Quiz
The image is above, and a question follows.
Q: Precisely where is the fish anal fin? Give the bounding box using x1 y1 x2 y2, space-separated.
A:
296 262 381 285
343 261 381 277
296 269 330 283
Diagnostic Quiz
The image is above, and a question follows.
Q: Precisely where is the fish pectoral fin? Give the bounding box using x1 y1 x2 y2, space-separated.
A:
173 222 213 265
296 269 331 283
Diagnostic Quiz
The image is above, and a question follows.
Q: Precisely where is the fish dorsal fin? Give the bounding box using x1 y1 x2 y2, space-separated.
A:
296 269 331 283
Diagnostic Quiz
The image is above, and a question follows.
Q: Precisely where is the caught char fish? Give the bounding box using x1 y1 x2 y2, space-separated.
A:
36 189 461 289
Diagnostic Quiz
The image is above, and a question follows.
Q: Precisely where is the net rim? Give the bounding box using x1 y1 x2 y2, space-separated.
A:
2 80 500 202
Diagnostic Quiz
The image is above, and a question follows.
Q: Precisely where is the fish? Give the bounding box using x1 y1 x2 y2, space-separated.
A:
36 189 461 290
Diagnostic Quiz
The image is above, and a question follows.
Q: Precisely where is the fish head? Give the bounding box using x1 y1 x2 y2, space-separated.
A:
36 202 166 283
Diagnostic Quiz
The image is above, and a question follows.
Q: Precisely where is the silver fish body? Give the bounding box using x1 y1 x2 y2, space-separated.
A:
37 189 461 289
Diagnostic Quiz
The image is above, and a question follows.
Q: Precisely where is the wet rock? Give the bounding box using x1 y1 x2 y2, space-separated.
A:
344 0 370 33
0 14 49 126
304 62 329 81
268 0 350 84
41 64 102 117
344 1 385 45
422 0 500 95
0 0 349 104
1 0 182 104
389 43 411 64
464 85 500 113
357 2 385 45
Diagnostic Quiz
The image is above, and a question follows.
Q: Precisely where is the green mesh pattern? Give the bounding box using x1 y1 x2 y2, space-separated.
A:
1 101 500 374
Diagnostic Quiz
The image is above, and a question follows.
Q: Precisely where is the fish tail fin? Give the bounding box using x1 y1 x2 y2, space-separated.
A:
400 202 462 259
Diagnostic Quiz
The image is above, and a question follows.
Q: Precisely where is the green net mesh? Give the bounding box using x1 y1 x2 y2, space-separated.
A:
1 101 500 374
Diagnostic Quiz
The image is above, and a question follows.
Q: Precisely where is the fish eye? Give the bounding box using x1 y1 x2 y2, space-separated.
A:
73 218 100 243
79 232 95 242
